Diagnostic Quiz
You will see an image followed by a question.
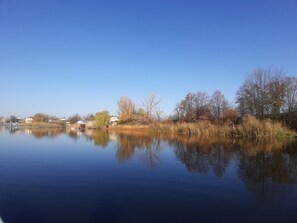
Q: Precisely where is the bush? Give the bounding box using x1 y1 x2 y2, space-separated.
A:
238 115 295 138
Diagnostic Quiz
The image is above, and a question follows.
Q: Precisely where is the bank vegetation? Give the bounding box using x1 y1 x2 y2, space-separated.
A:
112 68 297 138
4 68 297 139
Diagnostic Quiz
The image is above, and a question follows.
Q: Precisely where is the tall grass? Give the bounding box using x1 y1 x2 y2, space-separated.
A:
110 116 296 139
236 116 296 138
148 121 231 136
19 122 65 129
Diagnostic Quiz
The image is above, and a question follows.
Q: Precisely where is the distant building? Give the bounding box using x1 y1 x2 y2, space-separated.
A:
110 116 119 126
77 120 88 125
25 117 33 124
77 120 88 129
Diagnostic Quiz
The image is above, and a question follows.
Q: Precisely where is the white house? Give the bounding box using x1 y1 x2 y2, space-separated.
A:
110 116 119 125
76 120 88 129
25 117 33 124
77 120 88 125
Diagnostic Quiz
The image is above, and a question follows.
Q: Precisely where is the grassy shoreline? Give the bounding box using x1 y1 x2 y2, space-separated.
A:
18 122 65 129
14 116 297 139
109 117 297 139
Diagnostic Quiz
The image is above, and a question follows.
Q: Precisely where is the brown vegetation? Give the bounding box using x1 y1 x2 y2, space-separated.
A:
8 67 297 139
20 121 65 129
110 115 296 139
234 116 295 138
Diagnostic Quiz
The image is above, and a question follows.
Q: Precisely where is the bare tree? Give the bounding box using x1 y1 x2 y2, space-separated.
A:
194 91 210 119
209 90 229 120
236 68 290 119
117 96 136 123
284 76 297 113
84 113 95 121
68 114 81 124
236 68 273 118
248 68 272 118
236 83 256 116
174 101 186 121
142 94 162 122
174 92 210 122
267 75 286 118
174 93 196 121
33 113 49 123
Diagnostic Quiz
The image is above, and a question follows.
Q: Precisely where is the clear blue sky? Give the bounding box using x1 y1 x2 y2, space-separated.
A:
1 0 297 118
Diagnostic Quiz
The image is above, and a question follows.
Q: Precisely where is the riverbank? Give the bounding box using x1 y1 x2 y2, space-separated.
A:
110 116 297 139
9 116 297 139
18 122 65 129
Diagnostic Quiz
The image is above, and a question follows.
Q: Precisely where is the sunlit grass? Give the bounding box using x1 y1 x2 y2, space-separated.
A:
110 116 296 139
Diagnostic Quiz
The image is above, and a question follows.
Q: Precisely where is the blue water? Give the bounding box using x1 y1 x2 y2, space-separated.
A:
0 129 297 223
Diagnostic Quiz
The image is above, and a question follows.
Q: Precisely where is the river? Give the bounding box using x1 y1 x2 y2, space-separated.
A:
0 128 297 223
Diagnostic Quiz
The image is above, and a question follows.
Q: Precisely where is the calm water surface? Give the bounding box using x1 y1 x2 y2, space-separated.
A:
0 127 297 223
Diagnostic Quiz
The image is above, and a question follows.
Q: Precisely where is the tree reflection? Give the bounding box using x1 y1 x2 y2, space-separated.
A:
66 130 110 147
139 138 161 169
11 127 297 204
116 134 136 162
115 131 161 168
238 141 297 204
208 146 232 177
175 142 210 174
67 130 79 140
23 128 64 139
173 137 235 176
92 131 110 147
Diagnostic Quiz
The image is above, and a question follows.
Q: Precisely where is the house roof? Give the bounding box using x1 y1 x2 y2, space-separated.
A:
77 120 88 125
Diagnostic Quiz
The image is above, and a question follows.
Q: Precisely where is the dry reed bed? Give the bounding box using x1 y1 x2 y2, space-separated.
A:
110 116 296 139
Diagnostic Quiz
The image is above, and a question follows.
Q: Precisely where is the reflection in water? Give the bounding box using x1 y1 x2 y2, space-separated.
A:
67 130 79 140
169 135 297 203
2 128 297 205
21 128 64 139
116 134 135 162
66 129 111 147
238 142 297 204
92 130 110 147
239 139 294 156
107 131 297 203
173 137 235 176
116 133 161 168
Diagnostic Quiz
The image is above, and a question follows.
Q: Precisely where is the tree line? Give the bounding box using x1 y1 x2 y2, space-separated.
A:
4 68 297 128
116 68 297 126
236 68 297 119
176 68 297 124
